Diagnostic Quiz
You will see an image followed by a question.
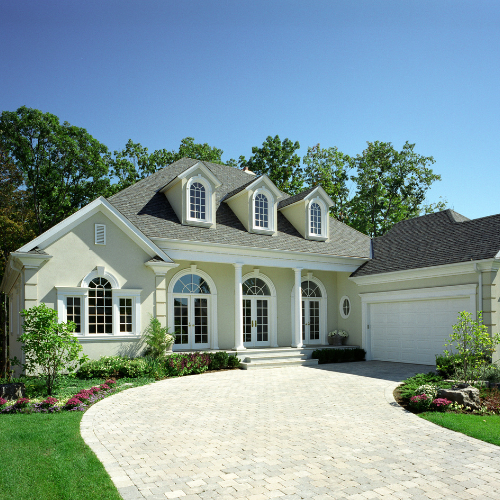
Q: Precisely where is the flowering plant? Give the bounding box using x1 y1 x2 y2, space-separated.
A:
431 398 453 412
409 393 431 411
416 384 438 399
0 397 7 407
41 397 58 409
328 330 348 338
15 397 30 408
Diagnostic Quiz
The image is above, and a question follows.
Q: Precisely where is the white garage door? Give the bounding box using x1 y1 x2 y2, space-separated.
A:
369 297 472 365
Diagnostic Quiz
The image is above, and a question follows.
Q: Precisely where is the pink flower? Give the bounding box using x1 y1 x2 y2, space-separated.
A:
91 386 101 392
105 379 116 385
42 397 58 406
16 397 30 407
0 397 7 406
433 398 452 407
66 397 82 407
100 384 110 390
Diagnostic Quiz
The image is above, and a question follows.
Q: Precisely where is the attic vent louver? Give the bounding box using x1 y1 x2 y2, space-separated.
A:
95 224 106 245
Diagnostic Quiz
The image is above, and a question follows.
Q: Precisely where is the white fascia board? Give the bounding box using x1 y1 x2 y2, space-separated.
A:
177 162 222 187
304 186 335 208
152 237 368 272
350 261 481 285
0 256 20 294
16 197 174 263
495 249 500 259
247 175 284 199
359 283 477 304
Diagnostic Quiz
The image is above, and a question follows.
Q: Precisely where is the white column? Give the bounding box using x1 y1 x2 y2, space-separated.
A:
292 268 303 348
234 263 245 350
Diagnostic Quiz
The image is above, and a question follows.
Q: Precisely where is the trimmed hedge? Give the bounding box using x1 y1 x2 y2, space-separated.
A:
76 352 240 379
311 348 366 364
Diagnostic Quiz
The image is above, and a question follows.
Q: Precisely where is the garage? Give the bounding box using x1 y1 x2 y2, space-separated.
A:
361 285 477 365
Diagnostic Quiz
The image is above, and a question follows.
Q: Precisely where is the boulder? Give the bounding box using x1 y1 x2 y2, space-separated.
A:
437 383 481 411
0 383 26 401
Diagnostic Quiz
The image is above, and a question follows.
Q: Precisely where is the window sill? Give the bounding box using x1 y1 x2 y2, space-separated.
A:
306 234 328 242
74 335 142 342
184 219 213 228
251 227 275 236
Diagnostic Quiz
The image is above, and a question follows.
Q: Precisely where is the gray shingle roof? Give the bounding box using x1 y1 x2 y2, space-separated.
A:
277 186 316 209
351 209 500 277
108 158 370 259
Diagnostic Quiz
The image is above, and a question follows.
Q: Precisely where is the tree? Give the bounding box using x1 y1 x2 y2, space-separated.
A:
0 106 110 235
107 137 225 195
302 144 354 224
240 135 304 195
442 311 500 383
0 148 36 377
18 303 88 395
349 141 440 237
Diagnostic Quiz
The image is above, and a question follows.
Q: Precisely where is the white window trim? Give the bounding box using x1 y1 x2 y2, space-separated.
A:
251 187 275 235
167 267 218 350
242 270 278 347
339 295 351 319
290 275 328 345
56 273 142 339
306 198 328 241
186 175 213 227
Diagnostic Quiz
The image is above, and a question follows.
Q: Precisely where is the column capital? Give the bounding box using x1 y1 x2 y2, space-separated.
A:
233 263 243 269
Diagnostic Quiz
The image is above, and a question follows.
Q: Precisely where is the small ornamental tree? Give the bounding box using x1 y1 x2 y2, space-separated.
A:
143 316 175 360
443 311 500 383
19 303 88 395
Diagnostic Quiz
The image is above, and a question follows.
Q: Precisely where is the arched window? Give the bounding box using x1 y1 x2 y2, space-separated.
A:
254 193 269 229
301 280 322 297
88 277 113 334
243 277 271 296
190 182 206 220
173 273 211 294
310 202 322 236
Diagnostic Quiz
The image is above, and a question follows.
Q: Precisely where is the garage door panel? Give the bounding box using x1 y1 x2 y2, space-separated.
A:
370 297 471 365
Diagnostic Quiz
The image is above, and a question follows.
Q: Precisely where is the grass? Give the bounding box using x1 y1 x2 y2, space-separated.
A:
419 412 500 446
0 376 156 500
0 412 122 500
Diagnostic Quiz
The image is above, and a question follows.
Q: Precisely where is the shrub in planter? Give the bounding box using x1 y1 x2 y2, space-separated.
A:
311 348 366 364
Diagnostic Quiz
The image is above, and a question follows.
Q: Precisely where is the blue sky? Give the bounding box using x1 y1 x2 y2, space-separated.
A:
1 0 499 219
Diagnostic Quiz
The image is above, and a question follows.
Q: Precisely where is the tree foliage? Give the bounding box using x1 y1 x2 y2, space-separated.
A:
18 304 88 395
349 141 439 237
303 144 354 224
0 106 110 235
106 137 225 195
240 135 303 195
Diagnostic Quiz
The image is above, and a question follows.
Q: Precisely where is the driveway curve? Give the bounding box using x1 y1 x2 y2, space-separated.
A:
81 362 500 500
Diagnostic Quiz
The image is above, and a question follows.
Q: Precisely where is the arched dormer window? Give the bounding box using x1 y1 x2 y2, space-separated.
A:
254 193 269 228
310 202 322 236
186 176 213 226
307 198 328 241
252 188 274 234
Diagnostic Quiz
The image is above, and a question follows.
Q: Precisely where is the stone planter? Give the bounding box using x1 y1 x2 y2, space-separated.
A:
327 335 343 346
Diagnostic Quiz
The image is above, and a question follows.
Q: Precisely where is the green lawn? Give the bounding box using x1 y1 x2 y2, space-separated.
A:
420 412 500 446
0 412 122 500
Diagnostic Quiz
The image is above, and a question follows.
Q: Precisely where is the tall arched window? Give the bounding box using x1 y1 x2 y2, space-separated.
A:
190 182 206 220
310 202 322 236
88 277 113 334
254 193 269 228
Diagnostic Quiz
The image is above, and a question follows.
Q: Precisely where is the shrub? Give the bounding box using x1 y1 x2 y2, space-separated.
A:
165 353 211 377
311 348 366 364
76 356 149 379
431 398 453 412
484 363 500 385
398 372 451 401
227 354 240 368
442 311 500 383
209 351 230 370
143 317 175 360
409 394 431 412
16 304 88 395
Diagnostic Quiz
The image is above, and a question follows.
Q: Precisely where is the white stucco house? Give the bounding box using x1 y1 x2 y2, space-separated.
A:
2 158 499 368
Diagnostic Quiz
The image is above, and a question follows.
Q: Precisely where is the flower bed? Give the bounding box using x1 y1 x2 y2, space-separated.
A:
0 380 117 414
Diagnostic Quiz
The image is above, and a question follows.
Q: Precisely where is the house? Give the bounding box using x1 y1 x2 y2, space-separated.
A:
2 158 499 370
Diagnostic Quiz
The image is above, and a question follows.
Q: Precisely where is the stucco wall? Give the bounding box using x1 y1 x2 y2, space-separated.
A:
336 272 363 347
34 210 157 359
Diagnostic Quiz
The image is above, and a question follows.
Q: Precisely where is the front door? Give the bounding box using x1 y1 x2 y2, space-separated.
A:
302 299 321 344
243 297 270 347
174 296 209 349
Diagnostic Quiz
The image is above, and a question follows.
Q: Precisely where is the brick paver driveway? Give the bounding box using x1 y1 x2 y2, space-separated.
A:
81 362 500 500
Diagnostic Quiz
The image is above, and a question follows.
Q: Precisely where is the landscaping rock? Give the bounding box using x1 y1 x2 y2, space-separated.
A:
437 383 481 410
0 383 26 401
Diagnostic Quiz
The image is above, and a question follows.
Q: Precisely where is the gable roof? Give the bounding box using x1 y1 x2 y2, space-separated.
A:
108 158 371 259
351 209 500 277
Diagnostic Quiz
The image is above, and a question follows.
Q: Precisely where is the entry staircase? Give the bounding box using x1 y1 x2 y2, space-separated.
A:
232 345 359 370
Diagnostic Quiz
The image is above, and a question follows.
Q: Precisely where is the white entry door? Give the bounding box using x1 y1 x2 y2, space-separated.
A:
302 299 321 344
173 296 210 349
243 297 270 347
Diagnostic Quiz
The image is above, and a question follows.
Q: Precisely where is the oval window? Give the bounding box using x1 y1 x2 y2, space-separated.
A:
339 296 351 319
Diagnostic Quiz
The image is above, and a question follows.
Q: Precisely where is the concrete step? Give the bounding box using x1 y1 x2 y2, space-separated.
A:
239 358 319 370
242 352 309 363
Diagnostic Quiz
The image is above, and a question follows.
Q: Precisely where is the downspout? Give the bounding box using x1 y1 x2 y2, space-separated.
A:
474 263 483 316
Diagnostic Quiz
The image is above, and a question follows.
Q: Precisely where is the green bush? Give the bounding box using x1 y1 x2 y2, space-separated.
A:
165 353 211 377
398 372 451 401
484 363 500 385
143 317 175 360
436 353 491 379
76 356 149 379
208 351 230 370
227 355 240 368
311 348 366 364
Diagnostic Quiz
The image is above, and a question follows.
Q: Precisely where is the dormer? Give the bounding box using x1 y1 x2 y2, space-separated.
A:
279 186 333 241
160 162 222 228
225 175 283 236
